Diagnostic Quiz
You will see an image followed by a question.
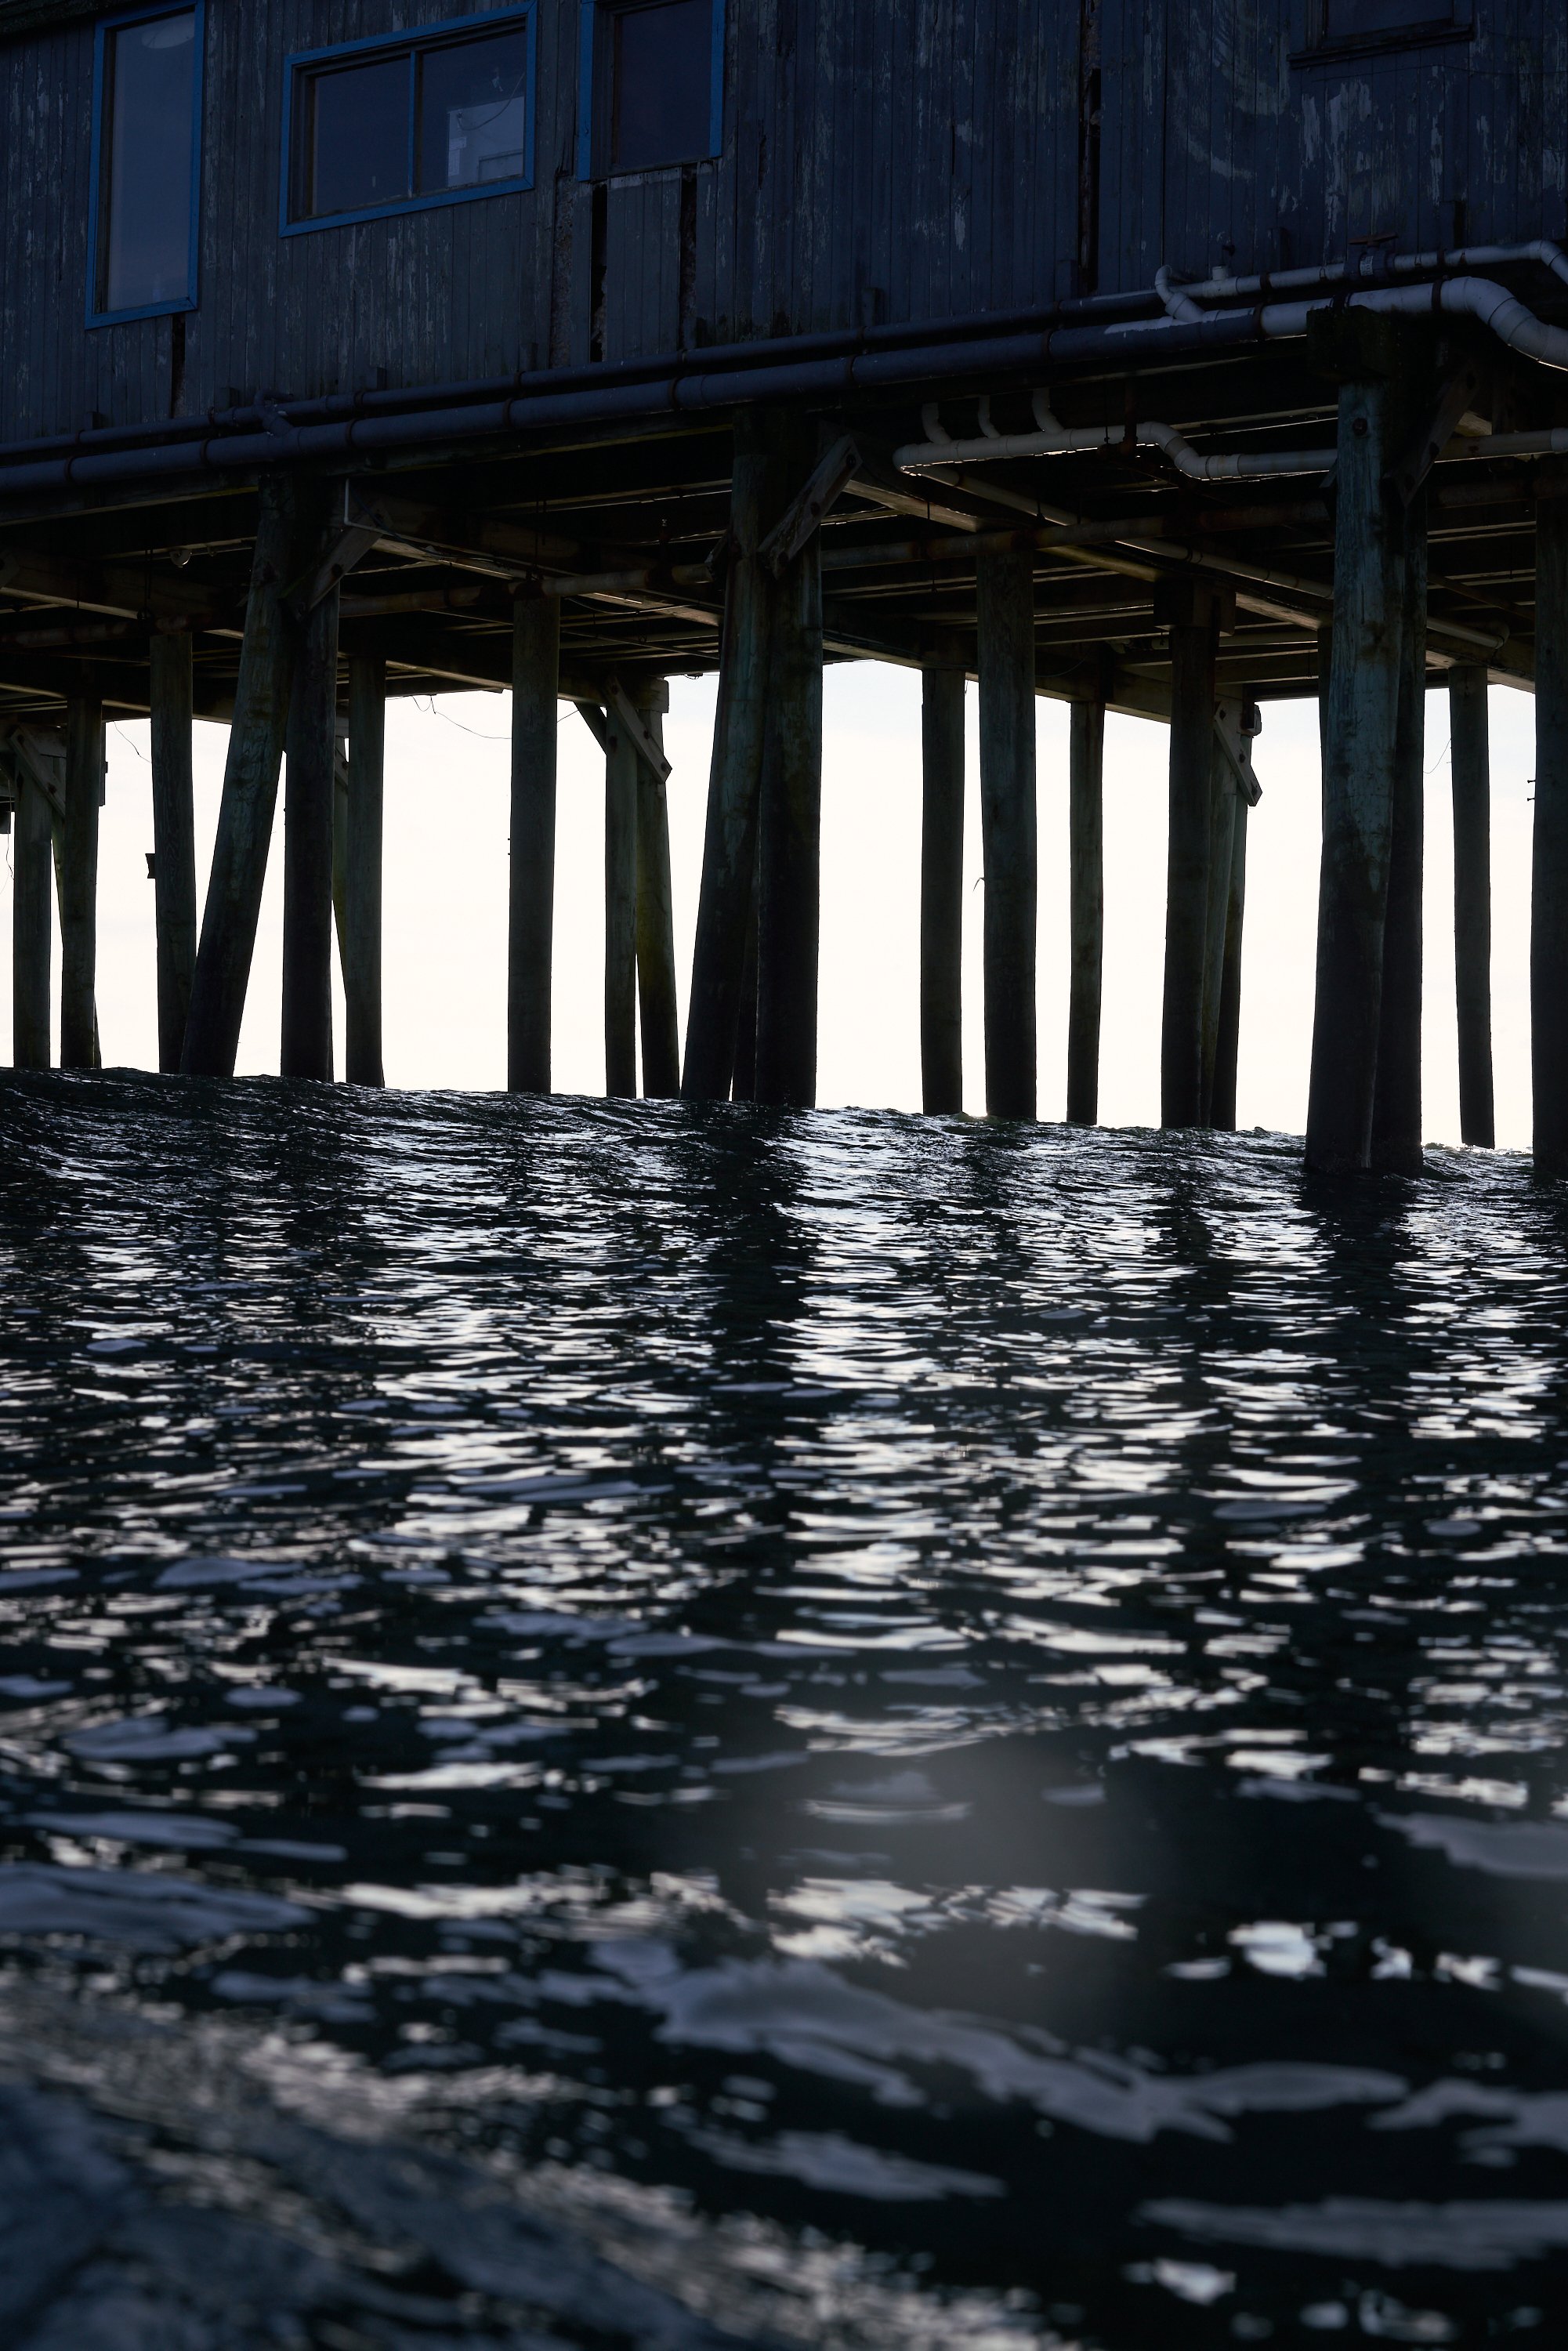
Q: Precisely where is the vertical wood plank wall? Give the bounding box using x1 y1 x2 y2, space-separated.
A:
4 0 1559 442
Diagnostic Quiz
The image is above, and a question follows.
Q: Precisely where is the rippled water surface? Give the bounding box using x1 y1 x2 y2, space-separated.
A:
5 1073 1568 2347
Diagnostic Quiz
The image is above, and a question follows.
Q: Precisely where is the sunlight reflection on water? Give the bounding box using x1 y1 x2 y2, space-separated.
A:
2 1070 1567 2346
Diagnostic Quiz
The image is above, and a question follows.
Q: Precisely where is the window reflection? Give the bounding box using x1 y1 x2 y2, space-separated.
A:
99 7 196 316
607 0 712 172
289 18 531 225
418 31 527 192
303 55 410 219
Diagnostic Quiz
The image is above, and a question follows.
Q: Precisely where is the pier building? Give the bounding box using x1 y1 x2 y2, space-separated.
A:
0 0 1563 1166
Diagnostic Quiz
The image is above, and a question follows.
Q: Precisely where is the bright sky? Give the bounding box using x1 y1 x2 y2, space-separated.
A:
0 666 1540 1149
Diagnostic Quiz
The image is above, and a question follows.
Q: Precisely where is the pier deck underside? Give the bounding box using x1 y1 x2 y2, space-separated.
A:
0 335 1541 735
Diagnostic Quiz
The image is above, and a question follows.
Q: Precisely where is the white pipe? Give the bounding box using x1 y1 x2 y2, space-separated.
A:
897 270 1568 471
1265 277 1568 371
1140 418 1338 479
1446 426 1568 457
894 397 1335 478
1157 271 1568 371
898 386 1555 505
1178 238 1568 304
1155 265 1208 324
883 255 1568 654
887 447 1508 654
1099 270 1568 373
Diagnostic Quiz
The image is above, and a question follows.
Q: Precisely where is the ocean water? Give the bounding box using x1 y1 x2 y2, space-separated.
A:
2 1070 1567 2349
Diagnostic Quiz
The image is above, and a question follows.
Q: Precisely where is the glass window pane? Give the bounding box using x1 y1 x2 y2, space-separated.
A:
101 9 195 314
302 54 410 218
418 30 527 194
610 0 712 172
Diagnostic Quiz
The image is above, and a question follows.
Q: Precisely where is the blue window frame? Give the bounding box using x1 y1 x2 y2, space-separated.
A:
281 6 535 237
87 2 204 328
576 0 724 179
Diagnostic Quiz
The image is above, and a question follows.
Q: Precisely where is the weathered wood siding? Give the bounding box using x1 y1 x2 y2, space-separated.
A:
1100 0 1568 289
0 0 1563 442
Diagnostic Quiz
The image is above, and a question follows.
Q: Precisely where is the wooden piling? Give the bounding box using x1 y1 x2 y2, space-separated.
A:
1449 664 1495 1147
182 478 309 1078
1199 736 1236 1127
1316 621 1332 767
920 661 965 1115
343 657 386 1089
149 632 197 1074
281 569 340 1081
1534 492 1568 1174
1304 316 1415 1172
683 418 779 1100
12 773 51 1070
1066 695 1105 1125
1371 491 1428 1176
976 547 1037 1121
508 594 559 1094
1211 792 1248 1132
1160 581 1222 1128
755 433 824 1110
60 694 102 1070
634 687 681 1099
331 743 349 975
731 855 759 1101
604 703 639 1098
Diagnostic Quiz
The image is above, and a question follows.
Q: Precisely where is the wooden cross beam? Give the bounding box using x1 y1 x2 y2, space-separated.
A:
0 543 212 625
759 434 863 576
1390 359 1490 507
0 721 66 821
606 677 672 779
576 702 608 753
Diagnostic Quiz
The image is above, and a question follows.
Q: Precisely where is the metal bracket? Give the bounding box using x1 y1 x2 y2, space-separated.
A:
293 523 381 616
1389 359 1487 506
255 395 295 442
1214 698 1262 806
606 677 672 780
759 433 862 576
288 485 383 618
698 534 732 589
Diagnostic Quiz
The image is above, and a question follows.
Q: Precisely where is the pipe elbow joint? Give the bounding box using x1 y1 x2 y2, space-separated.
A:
1437 277 1568 372
1028 390 1071 447
1155 266 1206 324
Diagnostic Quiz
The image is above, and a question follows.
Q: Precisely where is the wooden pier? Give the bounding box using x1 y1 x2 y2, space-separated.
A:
0 0 1563 1167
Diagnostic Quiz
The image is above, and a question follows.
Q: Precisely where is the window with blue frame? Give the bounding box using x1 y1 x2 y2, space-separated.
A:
284 11 534 231
579 0 723 177
90 3 202 324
